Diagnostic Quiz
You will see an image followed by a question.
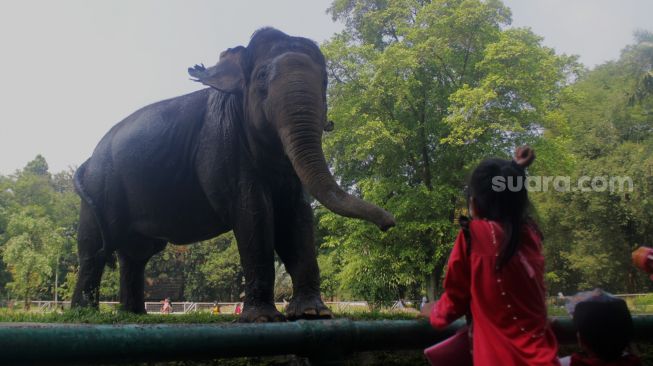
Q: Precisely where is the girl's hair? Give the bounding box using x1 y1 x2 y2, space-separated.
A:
468 158 533 269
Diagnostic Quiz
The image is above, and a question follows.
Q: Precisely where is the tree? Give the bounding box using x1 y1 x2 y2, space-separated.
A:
274 261 293 302
0 176 13 299
320 0 576 302
143 232 244 302
535 31 653 294
200 233 245 302
23 155 49 177
627 30 653 105
2 210 65 307
0 157 80 303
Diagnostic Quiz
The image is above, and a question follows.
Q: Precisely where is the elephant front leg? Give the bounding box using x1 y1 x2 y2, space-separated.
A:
275 196 332 320
233 187 285 323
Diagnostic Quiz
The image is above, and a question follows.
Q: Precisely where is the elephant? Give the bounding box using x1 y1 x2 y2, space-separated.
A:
71 27 395 322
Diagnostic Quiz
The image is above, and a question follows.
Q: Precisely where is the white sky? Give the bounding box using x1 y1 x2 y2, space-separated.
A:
0 0 651 175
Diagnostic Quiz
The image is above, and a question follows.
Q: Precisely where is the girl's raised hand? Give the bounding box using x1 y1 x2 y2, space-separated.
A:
514 145 535 168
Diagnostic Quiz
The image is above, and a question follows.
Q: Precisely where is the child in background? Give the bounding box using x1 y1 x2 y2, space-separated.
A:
161 297 172 314
422 146 560 366
560 290 641 366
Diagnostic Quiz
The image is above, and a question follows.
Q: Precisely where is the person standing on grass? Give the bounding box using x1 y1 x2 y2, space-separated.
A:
421 146 560 366
161 298 172 314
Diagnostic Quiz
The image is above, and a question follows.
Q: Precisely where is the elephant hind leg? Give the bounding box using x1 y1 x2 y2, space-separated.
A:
117 255 147 314
72 201 106 309
117 237 166 314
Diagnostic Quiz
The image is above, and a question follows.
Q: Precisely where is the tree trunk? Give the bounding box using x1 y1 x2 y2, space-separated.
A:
23 290 30 310
417 112 432 191
425 265 444 302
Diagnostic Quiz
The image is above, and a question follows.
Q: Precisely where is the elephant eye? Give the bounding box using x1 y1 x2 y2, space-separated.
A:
256 68 269 92
256 67 269 82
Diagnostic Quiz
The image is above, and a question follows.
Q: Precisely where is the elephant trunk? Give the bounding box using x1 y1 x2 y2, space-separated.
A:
277 101 395 231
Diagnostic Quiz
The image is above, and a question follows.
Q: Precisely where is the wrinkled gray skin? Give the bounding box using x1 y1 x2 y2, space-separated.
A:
71 28 395 322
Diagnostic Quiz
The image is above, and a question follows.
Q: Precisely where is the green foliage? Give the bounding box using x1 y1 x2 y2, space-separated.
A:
144 232 244 302
632 294 653 313
0 308 238 324
320 0 576 302
23 155 49 176
2 211 65 305
200 233 245 302
58 270 78 301
627 30 653 104
0 157 75 305
0 307 418 323
534 33 653 294
317 251 340 300
273 261 293 302
100 267 121 301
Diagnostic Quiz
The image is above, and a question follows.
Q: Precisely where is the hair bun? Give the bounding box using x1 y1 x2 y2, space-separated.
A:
513 146 535 169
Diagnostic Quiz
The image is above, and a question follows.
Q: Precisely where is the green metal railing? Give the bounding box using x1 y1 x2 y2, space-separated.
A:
1 316 651 365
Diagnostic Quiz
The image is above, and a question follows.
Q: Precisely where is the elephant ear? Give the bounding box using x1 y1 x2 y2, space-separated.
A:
188 46 247 94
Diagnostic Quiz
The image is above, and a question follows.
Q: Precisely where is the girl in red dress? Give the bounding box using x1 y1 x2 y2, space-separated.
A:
425 146 560 366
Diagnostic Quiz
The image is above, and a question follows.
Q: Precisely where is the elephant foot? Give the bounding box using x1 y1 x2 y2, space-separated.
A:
71 291 100 310
286 294 333 320
127 307 147 315
119 301 146 314
119 307 146 314
239 303 286 323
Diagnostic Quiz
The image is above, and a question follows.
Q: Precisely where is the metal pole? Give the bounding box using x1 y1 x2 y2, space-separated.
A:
0 317 651 365
54 264 58 305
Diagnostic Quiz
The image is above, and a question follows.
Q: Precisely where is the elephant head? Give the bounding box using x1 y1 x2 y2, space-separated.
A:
189 28 395 231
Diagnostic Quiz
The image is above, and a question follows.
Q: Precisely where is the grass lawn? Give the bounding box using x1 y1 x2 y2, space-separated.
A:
0 307 421 323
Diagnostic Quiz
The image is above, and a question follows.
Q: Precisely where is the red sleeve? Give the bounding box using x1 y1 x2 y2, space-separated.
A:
430 230 471 329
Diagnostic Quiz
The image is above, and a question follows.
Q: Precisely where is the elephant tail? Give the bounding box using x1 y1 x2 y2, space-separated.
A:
74 160 117 269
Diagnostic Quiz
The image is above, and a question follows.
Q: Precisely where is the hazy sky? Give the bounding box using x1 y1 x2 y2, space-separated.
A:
0 0 651 175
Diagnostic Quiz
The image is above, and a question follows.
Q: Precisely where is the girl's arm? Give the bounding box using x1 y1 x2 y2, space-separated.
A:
430 230 471 329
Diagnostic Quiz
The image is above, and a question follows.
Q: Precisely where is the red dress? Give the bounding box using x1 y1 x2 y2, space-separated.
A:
430 219 560 366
